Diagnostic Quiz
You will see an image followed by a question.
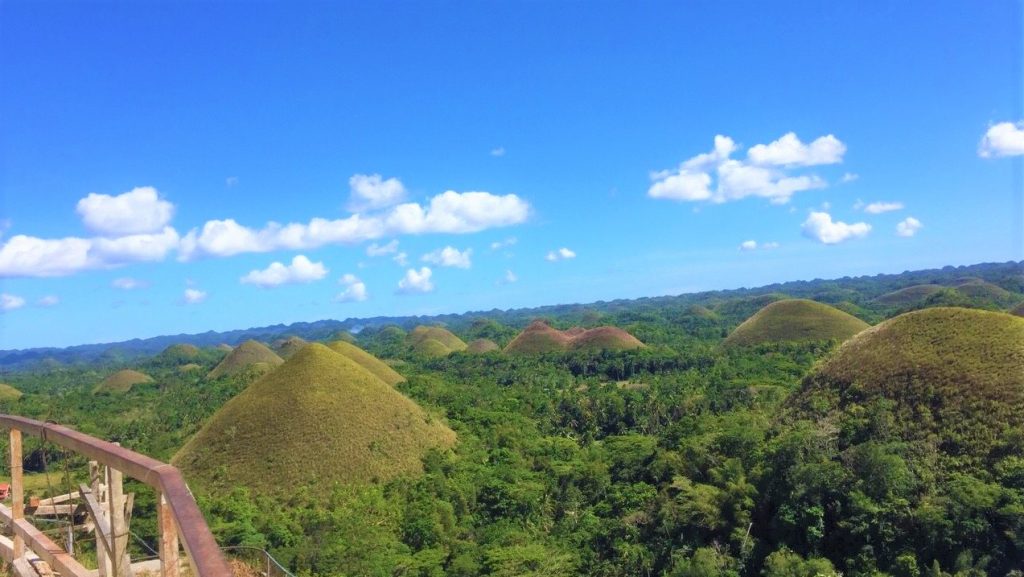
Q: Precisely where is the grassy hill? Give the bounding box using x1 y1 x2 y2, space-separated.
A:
570 327 645 351
273 336 308 359
723 299 870 347
409 326 467 352
504 320 572 354
873 284 944 306
158 343 201 362
207 340 284 379
174 343 456 495
94 369 154 394
505 320 645 354
1011 301 1024 317
0 384 23 402
414 338 454 357
326 340 405 386
466 338 500 353
792 308 1024 464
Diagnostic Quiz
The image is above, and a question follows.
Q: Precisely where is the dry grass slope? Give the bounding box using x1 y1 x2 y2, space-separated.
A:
874 284 944 305
466 339 500 353
174 343 456 495
0 384 23 402
94 370 154 394
1011 302 1024 317
273 336 309 359
504 321 572 354
570 327 645 351
724 299 870 347
952 278 1014 300
505 321 646 354
207 340 284 379
326 340 405 385
409 326 467 351
794 307 1024 465
414 338 453 357
159 343 201 361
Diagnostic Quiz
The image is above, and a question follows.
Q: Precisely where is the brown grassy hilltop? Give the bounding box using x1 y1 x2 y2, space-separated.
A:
409 326 467 356
174 343 456 495
504 320 645 354
724 299 870 347
94 369 154 394
326 340 405 386
273 336 309 359
207 340 284 379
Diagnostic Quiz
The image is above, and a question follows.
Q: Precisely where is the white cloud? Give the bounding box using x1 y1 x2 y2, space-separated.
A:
546 247 577 262
422 246 472 268
183 288 207 304
112 277 147 290
979 121 1024 158
801 211 871 245
501 270 518 284
180 190 529 261
491 147 506 157
739 240 758 251
335 273 368 302
348 174 407 211
393 252 409 266
240 255 328 288
76 186 175 235
90 227 180 263
841 172 859 183
896 217 923 237
36 295 59 307
649 133 841 205
366 240 399 256
0 235 92 277
398 267 434 294
863 201 903 214
1 293 26 311
747 133 846 167
491 237 517 250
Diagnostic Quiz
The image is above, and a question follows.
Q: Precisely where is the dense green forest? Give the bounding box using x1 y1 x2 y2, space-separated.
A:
0 261 1022 577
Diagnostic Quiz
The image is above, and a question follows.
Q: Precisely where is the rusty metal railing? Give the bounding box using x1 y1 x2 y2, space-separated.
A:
0 414 232 577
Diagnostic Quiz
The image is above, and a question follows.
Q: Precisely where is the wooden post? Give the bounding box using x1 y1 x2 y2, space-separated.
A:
91 462 111 577
106 464 130 577
10 430 23 560
157 493 180 577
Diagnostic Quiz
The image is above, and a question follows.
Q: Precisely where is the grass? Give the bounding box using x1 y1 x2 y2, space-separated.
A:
793 307 1024 467
570 327 645 351
178 363 203 373
326 340 406 385
207 340 284 379
1011 302 1024 317
273 336 308 359
414 338 453 357
174 343 456 496
953 278 1014 300
409 326 467 351
874 284 944 305
504 321 572 354
0 383 22 402
504 320 645 354
466 338 500 353
723 299 870 347
93 370 154 394
158 343 200 361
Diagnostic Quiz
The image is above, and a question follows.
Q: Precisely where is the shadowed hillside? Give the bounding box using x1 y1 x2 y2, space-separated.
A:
174 343 456 495
273 336 308 359
466 338 500 353
724 299 870 347
873 284 944 306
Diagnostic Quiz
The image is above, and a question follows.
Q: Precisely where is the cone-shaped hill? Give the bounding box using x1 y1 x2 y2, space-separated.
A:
504 321 645 354
207 340 283 379
723 299 870 347
94 369 154 394
0 384 23 402
1011 302 1024 317
174 343 456 495
273 336 308 359
216 343 233 352
326 340 405 386
791 307 1024 468
409 326 467 354
466 338 500 353
158 343 200 363
873 284 944 306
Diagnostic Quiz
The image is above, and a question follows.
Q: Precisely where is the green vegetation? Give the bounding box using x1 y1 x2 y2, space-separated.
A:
326 340 406 385
466 338 500 353
174 344 456 495
724 298 870 347
207 340 283 379
1012 301 1024 317
93 369 154 394
874 284 945 305
157 343 201 363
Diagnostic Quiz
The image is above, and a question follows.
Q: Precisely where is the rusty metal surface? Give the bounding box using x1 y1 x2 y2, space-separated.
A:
0 414 233 577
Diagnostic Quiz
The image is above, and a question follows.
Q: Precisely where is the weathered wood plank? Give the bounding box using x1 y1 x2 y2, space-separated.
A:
10 429 24 559
0 503 91 577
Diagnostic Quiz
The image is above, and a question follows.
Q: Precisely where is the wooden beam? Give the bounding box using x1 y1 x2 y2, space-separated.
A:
10 429 23 559
90 463 110 577
78 484 113 562
36 492 81 506
106 465 131 577
157 493 180 577
0 503 91 577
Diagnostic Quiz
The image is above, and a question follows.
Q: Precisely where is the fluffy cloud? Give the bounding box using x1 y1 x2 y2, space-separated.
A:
746 133 846 167
979 121 1024 158
112 277 147 290
422 246 472 268
37 295 59 307
335 273 368 302
183 288 207 304
896 217 923 237
398 267 434 294
366 240 399 256
863 201 903 214
546 247 577 262
1 293 26 311
739 240 758 251
393 252 409 266
76 186 175 235
240 255 328 288
348 174 407 211
801 212 871 244
649 133 842 205
385 191 530 234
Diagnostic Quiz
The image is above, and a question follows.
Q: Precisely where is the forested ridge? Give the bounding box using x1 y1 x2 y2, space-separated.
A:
0 261 1021 577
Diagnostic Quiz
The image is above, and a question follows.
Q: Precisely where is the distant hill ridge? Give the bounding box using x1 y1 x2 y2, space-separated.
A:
2 260 1019 369
504 320 644 354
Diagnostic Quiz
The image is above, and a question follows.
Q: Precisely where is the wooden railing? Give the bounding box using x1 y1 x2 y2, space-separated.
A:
0 415 232 577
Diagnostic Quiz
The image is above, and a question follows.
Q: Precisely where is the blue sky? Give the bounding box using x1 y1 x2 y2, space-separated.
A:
1 1 1022 349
